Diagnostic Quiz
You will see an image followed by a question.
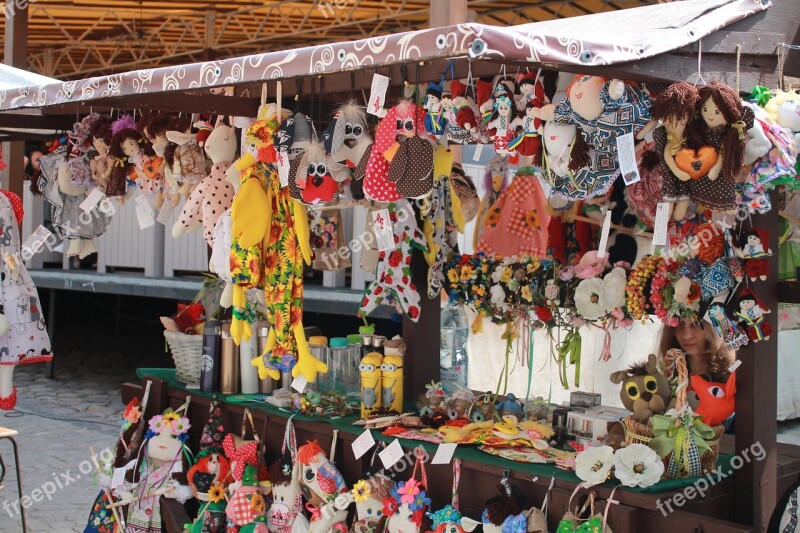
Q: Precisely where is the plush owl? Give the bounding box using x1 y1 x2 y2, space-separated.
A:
610 354 673 425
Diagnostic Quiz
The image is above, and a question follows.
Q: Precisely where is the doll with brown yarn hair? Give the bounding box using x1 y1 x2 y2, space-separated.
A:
88 114 115 194
683 80 754 211
135 112 169 209
108 115 144 200
642 82 700 220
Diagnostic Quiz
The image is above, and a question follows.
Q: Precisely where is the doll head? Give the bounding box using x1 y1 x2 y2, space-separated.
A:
268 460 304 529
296 440 347 506
517 74 537 97
392 101 425 141
187 449 232 499
484 154 510 195
492 94 513 121
765 91 800 132
543 121 577 167
566 75 610 121
428 505 481 532
525 100 541 119
109 117 145 160
352 473 394 525
89 114 114 156
609 354 672 424
323 101 369 155
145 408 191 463
652 82 700 134
383 479 430 533
137 111 174 145
205 122 237 165
295 140 337 205
691 371 736 426
425 82 443 112
481 479 528 531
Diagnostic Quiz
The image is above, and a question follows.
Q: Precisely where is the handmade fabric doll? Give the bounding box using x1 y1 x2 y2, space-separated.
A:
423 82 446 138
227 464 269 532
515 72 547 113
136 111 173 206
383 478 431 533
734 227 771 281
133 114 169 209
509 100 544 163
351 473 394 533
690 371 736 427
294 139 339 205
706 302 749 351
172 121 237 247
0 191 51 410
764 89 800 175
115 404 194 533
109 115 152 199
449 164 479 224
481 478 531 533
479 78 515 127
610 354 673 425
732 287 772 342
165 116 210 202
643 81 701 221
426 505 481 532
472 154 510 249
322 102 372 186
364 101 428 202
684 80 754 211
387 134 435 199
267 460 309 533
359 199 426 322
68 113 101 188
475 168 550 258
296 441 349 533
442 80 487 144
88 114 116 194
422 146 460 298
487 94 518 156
187 400 231 501
38 146 109 259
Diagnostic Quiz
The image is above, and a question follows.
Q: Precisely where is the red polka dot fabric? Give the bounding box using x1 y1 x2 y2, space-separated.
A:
0 190 24 229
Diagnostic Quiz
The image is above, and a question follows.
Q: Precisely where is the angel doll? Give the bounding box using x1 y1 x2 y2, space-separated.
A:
115 404 194 533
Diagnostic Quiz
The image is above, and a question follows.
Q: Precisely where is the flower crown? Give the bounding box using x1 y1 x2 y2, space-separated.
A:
429 505 463 527
145 409 191 441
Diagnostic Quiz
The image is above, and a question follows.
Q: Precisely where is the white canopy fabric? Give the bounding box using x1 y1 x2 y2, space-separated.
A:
0 64 59 91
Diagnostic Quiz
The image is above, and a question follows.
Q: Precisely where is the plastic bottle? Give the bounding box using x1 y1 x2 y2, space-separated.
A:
219 324 239 395
440 303 469 393
308 336 329 392
329 337 350 395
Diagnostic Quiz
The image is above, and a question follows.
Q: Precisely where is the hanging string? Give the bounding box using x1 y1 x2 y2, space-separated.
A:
735 44 742 95
695 39 707 86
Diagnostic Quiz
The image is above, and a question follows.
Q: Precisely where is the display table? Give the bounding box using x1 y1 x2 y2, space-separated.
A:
120 369 800 533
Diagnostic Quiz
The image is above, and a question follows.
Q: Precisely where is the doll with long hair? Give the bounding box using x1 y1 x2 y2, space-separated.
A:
88 114 115 194
684 80 753 211
107 115 141 200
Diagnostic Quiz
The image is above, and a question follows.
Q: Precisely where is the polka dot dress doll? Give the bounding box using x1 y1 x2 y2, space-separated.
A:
0 190 52 410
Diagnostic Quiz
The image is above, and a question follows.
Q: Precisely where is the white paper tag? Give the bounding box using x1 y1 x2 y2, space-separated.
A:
111 467 126 489
371 208 396 252
379 439 405 469
596 211 613 259
79 188 105 213
134 194 155 229
291 374 308 393
652 202 670 247
728 359 742 373
473 143 484 162
277 151 291 188
616 132 640 186
156 198 175 226
431 443 458 465
367 74 390 117
21 225 54 258
351 430 376 460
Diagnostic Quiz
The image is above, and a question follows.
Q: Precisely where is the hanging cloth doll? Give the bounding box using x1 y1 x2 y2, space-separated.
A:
88 114 116 195
733 227 772 282
684 80 753 212
359 199 426 322
508 99 544 164
705 302 749 351
472 154 510 250
423 82 446 138
164 116 210 202
731 286 772 342
475 168 551 258
297 440 350 532
487 94 519 157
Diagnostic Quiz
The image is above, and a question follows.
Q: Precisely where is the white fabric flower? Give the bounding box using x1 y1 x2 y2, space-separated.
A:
613 443 665 488
673 276 692 305
490 285 507 309
599 267 627 311
575 277 605 320
575 445 615 487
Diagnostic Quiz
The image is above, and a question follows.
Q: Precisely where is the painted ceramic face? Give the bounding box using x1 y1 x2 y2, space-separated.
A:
569 75 606 121
777 99 800 131
122 137 140 157
147 432 182 463
93 137 108 155
701 97 726 128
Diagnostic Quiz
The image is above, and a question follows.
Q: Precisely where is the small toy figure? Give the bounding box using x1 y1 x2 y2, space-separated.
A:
350 473 394 533
360 352 383 419
297 441 349 533
734 227 772 281
423 82 446 138
487 94 518 156
691 371 736 427
732 287 772 342
610 354 673 424
381 353 404 413
706 302 749 351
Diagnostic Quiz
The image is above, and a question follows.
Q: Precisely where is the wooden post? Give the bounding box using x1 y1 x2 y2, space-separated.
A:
3 3 28 197
734 191 778 530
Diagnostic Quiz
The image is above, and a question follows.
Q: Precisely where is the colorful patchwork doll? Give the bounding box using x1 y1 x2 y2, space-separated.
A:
297 441 349 533
267 459 309 533
359 199 426 322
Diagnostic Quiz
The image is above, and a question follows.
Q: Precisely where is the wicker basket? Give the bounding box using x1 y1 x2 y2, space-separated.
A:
623 416 724 478
164 330 204 385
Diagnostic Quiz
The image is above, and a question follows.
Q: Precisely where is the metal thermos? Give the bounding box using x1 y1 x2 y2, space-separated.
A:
220 324 239 395
360 335 374 359
239 326 259 394
371 335 386 355
257 324 277 394
200 319 221 393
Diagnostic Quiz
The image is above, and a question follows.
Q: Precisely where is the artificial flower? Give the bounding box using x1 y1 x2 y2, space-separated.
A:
352 480 371 503
409 490 430 511
163 411 180 423
613 443 665 488
250 492 266 512
490 285 507 309
171 419 190 436
123 401 141 425
558 266 575 281
544 280 560 302
574 277 605 321
574 445 614 487
208 483 226 503
382 497 398 517
599 267 627 311
574 251 608 279
148 415 165 433
395 480 420 506
534 305 553 323
673 276 693 306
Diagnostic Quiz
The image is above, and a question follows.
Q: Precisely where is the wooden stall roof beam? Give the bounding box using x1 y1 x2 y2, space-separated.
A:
3 3 27 198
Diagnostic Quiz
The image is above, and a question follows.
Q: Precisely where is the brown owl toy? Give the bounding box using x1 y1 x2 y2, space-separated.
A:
610 354 673 425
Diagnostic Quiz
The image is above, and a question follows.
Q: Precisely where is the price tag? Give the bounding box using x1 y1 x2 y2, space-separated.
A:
596 210 613 259
21 225 55 259
366 74 390 117
156 198 175 226
379 439 405 469
79 188 105 213
616 132 640 186
371 208 396 252
111 467 126 489
652 202 670 247
472 143 484 162
431 443 458 465
351 430 376 460
728 359 742 373
135 194 155 230
291 374 308 393
277 151 291 188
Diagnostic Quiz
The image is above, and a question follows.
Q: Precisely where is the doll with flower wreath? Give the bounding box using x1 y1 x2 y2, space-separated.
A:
350 473 394 533
115 404 194 533
383 448 432 533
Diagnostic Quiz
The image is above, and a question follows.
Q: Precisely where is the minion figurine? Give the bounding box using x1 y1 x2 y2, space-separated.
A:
380 354 404 413
359 352 383 419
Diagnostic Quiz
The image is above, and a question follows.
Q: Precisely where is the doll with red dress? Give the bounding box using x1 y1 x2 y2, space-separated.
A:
731 287 772 342
734 227 771 282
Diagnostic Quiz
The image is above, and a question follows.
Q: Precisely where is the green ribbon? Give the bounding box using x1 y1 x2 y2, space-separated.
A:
556 327 582 389
750 85 772 107
651 412 715 460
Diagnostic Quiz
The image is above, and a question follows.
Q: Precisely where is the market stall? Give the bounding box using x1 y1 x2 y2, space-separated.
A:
1 0 798 531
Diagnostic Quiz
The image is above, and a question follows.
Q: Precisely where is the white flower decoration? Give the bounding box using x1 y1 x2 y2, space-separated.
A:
491 267 505 284
673 276 692 306
599 267 627 311
575 445 615 487
490 285 507 309
574 277 605 320
613 443 664 488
